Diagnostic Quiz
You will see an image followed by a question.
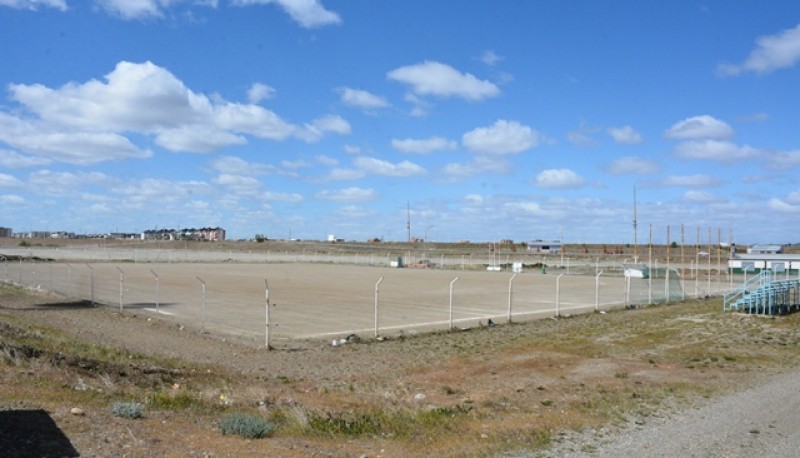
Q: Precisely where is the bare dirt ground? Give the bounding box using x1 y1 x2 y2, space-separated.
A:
2 277 800 456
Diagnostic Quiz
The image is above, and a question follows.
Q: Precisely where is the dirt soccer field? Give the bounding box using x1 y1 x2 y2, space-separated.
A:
5 260 626 344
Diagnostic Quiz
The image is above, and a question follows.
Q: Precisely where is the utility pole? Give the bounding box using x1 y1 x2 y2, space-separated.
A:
633 185 638 261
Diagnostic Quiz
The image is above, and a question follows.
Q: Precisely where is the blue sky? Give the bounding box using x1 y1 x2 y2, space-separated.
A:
1 1 799 244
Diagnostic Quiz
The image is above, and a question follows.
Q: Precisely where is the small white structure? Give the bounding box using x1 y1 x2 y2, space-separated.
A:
512 262 523 273
327 234 336 242
528 240 562 254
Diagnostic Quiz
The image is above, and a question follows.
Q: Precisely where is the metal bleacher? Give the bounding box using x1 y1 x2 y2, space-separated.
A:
724 270 800 315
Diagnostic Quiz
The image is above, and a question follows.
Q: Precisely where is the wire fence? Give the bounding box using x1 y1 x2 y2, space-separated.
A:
0 247 739 348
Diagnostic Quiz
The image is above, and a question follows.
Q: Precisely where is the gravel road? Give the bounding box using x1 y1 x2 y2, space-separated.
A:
533 368 800 457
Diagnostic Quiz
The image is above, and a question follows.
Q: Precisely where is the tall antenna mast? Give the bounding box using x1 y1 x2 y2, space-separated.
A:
406 201 411 244
633 185 638 260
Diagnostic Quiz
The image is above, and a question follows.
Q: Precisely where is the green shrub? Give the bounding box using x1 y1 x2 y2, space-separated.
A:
218 412 274 439
112 402 143 419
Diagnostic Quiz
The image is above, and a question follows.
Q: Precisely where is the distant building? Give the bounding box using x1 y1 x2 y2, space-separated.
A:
0 227 12 238
527 240 563 254
747 244 784 255
142 227 225 242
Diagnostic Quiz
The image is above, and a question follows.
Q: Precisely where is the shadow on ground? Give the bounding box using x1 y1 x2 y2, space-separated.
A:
0 409 79 457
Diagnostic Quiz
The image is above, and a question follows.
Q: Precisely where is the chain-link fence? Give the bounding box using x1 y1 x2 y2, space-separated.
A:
1 247 738 347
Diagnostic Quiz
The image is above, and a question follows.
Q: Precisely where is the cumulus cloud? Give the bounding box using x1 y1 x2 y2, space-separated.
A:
338 87 389 110
0 61 349 162
156 126 246 153
316 186 377 202
462 120 541 155
231 0 340 28
0 0 66 10
664 115 733 140
391 136 457 154
607 125 643 144
263 190 303 202
673 140 760 162
532 169 585 189
387 61 500 101
718 23 800 76
247 82 276 103
605 156 660 175
353 157 426 177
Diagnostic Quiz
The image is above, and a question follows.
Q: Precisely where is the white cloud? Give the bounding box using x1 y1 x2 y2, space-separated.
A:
462 120 541 155
247 82 276 103
387 61 500 101
343 144 361 155
212 173 261 192
325 168 364 181
504 201 548 216
607 125 643 144
566 123 600 147
211 155 275 176
0 149 51 168
768 197 800 213
391 136 457 154
338 87 389 110
94 0 167 19
316 186 377 202
664 115 733 140
156 126 246 153
231 0 340 28
683 190 723 203
0 126 152 165
263 191 303 202
673 140 760 162
0 0 66 10
1 61 349 162
314 155 338 167
442 157 510 179
533 169 585 189
295 115 351 142
718 23 800 76
660 174 720 187
0 173 23 188
353 157 426 177
0 194 25 205
481 50 503 66
763 150 800 170
28 170 115 196
605 156 660 175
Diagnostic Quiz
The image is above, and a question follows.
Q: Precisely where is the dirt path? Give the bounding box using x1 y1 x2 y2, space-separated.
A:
534 368 800 457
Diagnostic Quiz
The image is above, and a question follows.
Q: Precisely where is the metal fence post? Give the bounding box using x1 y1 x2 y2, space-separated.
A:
449 277 459 330
116 266 124 313
595 270 604 312
507 273 518 323
374 277 384 338
265 277 271 350
556 273 565 317
85 263 94 306
66 264 72 297
196 276 206 330
150 269 159 313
